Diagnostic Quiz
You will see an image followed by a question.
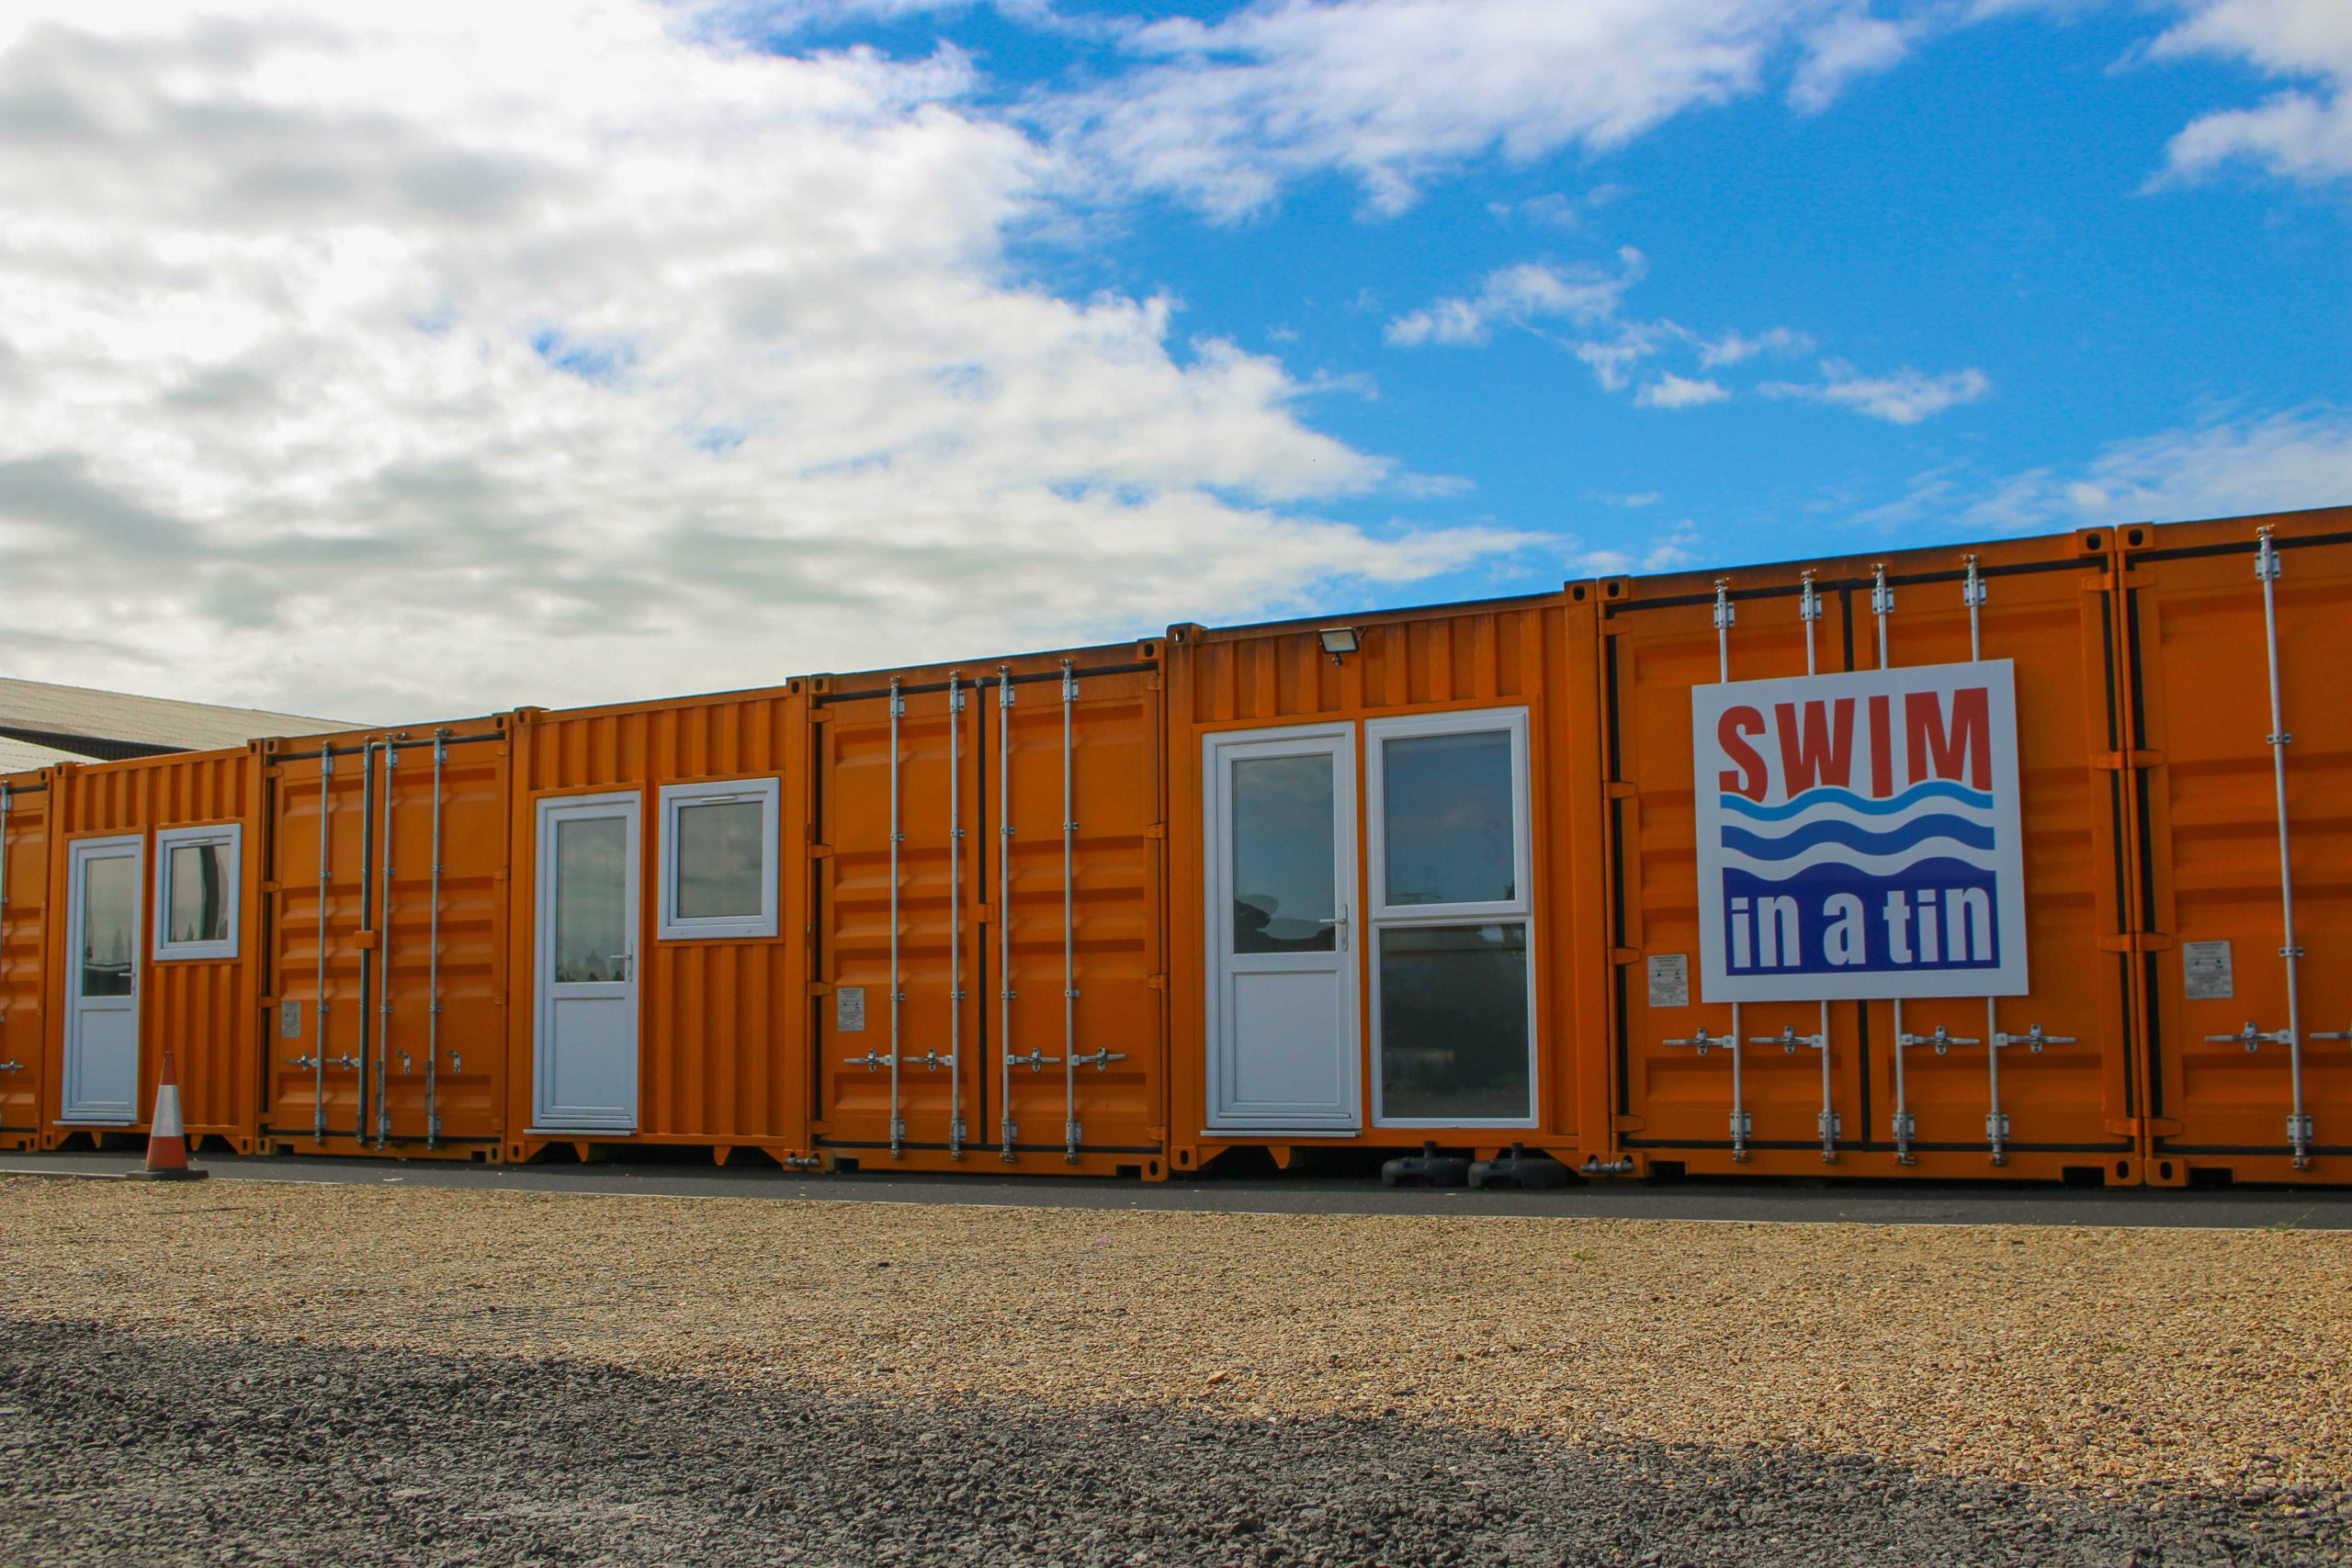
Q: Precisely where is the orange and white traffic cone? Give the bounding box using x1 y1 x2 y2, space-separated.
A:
129 1050 208 1182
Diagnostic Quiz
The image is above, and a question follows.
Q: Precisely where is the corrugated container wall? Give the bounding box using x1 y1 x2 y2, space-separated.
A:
1596 531 2143 1180
808 644 1166 1177
43 748 264 1151
0 773 51 1151
2121 505 2352 1184
509 687 810 1162
262 717 512 1157
1165 596 1606 1171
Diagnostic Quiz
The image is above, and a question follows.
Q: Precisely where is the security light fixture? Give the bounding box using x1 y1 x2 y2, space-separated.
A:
1318 626 1362 663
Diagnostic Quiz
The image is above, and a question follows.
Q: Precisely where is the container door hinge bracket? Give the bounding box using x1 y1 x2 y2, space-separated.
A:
1609 947 1641 965
1604 782 1637 800
2094 750 2163 771
808 981 836 997
1146 974 1166 990
2099 932 2172 953
1144 822 1167 840
1611 1114 1645 1133
808 843 835 859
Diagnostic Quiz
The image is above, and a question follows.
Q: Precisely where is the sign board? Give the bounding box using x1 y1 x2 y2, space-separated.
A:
1691 660 2028 1002
835 986 866 1032
2182 940 2234 1001
1646 953 1690 1010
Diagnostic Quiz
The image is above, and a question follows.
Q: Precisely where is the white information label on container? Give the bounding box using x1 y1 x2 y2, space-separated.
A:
836 987 866 1032
2183 941 2234 1001
1647 953 1691 1010
279 1000 301 1040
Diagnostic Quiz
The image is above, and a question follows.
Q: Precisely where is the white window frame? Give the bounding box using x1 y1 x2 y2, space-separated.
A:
153 822 242 962
1363 706 1537 1129
656 777 780 942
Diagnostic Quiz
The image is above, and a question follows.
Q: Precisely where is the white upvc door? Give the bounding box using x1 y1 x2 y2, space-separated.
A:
1204 725 1360 1133
63 835 142 1123
533 793 640 1133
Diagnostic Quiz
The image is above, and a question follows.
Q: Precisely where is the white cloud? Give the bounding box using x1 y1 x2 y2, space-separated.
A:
1574 520 1704 576
1636 373 1732 409
2150 0 2352 185
1052 0 1908 220
1695 326 1814 367
1385 251 1645 345
0 2 1533 719
1763 361 1992 423
1958 408 2352 533
1789 10 1917 110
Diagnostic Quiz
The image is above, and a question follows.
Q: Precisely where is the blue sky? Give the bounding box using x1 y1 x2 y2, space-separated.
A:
761 0 2350 598
0 0 2345 716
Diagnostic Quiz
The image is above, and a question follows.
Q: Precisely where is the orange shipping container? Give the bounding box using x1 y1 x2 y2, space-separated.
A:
507 686 810 1163
808 645 1166 1177
0 773 51 1152
2123 505 2352 1185
262 718 512 1157
1164 597 1606 1173
1595 531 2143 1180
42 748 264 1152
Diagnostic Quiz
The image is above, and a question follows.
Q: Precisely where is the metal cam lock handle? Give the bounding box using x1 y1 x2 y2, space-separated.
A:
2205 1021 2290 1053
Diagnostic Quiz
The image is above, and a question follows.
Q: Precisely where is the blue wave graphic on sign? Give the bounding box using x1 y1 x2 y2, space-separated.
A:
1717 779 1995 821
1722 814 1997 861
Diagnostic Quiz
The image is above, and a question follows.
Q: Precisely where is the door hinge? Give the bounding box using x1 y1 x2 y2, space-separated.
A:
1144 822 1167 840
1604 782 1636 800
2099 932 2173 953
1612 1114 1645 1133
808 981 836 997
2094 750 2162 771
1145 974 1166 990
977 903 996 925
808 842 835 859
1610 947 1641 965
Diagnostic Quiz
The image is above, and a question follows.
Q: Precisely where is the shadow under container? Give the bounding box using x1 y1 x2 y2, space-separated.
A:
505 685 813 1166
2120 504 2352 1187
260 716 513 1159
1593 529 2143 1182
806 643 1168 1178
41 747 265 1154
1163 593 1608 1177
0 773 51 1152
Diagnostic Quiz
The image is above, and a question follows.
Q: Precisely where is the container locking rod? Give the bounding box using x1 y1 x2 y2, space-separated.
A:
888 678 904 1160
1702 579 1747 1161
2253 526 2312 1168
948 672 965 1159
1663 1027 1748 1156
1060 659 1079 1164
1985 1013 2069 1165
425 730 447 1148
998 665 1016 1164
1752 1007 1838 1162
1891 1010 1980 1166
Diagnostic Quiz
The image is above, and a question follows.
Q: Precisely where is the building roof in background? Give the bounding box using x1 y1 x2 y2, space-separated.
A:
0 679 353 755
0 734 88 775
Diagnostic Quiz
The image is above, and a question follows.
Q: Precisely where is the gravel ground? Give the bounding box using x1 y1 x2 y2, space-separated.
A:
2 1177 2346 1565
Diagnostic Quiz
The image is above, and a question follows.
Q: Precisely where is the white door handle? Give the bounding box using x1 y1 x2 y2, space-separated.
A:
1317 904 1351 952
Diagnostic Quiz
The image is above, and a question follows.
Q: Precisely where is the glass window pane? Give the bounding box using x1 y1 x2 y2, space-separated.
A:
167 841 232 945
674 799 764 920
1230 753 1336 953
1378 922 1531 1120
81 854 136 997
553 816 628 983
1382 729 1515 907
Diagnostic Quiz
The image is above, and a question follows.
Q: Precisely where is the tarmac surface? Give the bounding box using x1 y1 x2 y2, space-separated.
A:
8 1146 2350 1228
